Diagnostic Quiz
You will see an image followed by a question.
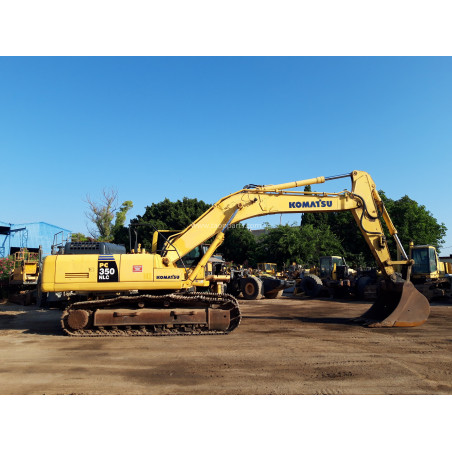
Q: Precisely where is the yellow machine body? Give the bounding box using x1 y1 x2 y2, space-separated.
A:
11 262 40 285
9 249 41 286
41 253 213 293
408 243 452 300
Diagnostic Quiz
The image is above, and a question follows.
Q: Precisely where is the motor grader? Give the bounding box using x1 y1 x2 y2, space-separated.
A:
40 170 430 336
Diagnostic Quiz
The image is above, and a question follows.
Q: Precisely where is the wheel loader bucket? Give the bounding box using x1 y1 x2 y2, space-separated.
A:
357 280 430 327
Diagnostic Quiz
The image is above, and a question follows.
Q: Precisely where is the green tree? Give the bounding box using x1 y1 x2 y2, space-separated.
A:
300 184 329 229
129 197 212 250
71 232 89 242
379 191 447 253
127 198 256 263
300 189 447 265
219 225 256 265
255 223 343 268
85 188 133 242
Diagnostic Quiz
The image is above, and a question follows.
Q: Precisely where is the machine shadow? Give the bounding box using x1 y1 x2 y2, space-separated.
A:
242 314 359 326
0 308 64 336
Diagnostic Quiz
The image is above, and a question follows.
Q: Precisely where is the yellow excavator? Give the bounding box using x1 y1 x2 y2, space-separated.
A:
40 170 430 336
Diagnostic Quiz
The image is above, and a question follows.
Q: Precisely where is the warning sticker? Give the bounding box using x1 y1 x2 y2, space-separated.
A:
133 265 143 272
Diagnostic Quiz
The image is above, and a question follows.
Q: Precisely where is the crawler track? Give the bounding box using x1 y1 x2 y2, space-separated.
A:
61 292 241 337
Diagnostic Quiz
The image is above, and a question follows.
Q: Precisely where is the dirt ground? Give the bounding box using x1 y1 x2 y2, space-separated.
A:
0 295 451 395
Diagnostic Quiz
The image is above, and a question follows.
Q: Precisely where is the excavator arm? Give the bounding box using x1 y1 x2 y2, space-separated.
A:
164 170 429 327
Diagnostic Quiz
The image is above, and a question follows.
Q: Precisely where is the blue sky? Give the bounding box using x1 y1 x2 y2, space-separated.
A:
1 57 451 251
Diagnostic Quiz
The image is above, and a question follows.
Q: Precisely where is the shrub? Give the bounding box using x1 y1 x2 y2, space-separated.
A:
0 257 14 280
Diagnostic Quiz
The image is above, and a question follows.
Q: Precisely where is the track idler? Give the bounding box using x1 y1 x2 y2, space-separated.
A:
358 279 430 327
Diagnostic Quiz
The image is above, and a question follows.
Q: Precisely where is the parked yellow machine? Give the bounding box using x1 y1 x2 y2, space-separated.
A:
409 242 452 299
256 263 279 277
9 248 41 287
41 170 430 336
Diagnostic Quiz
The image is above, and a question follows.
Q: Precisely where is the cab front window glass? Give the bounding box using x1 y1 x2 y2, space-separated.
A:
412 248 430 274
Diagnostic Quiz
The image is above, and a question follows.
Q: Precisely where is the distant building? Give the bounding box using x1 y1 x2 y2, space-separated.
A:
0 221 71 258
439 255 452 264
249 228 269 239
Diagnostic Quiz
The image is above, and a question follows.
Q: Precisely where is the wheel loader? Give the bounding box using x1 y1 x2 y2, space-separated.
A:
351 243 452 302
408 242 452 300
40 170 430 336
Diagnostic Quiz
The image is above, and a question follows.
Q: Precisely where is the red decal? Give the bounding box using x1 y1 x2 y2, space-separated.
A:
133 265 143 272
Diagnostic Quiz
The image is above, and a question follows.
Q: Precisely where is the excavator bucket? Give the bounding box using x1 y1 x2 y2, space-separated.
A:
357 280 430 327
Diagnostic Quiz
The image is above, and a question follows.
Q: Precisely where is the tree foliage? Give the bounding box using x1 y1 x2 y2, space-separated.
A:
126 197 256 264
255 223 343 268
300 190 447 265
0 257 14 280
85 188 133 242
379 191 447 253
71 232 89 242
128 197 212 251
219 225 256 266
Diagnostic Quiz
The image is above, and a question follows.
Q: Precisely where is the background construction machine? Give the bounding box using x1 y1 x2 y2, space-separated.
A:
40 170 430 336
351 243 452 302
6 248 42 305
149 230 291 300
408 242 452 300
256 263 279 277
295 255 355 298
9 248 41 287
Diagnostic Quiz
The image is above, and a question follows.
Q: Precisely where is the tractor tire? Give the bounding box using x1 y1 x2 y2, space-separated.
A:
264 289 284 299
300 274 324 297
241 277 264 300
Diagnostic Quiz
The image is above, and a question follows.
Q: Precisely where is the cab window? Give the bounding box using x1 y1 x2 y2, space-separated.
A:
332 257 345 267
429 248 437 272
412 248 430 274
319 257 332 277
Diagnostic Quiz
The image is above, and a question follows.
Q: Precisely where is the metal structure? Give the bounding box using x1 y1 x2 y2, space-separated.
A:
0 222 71 258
